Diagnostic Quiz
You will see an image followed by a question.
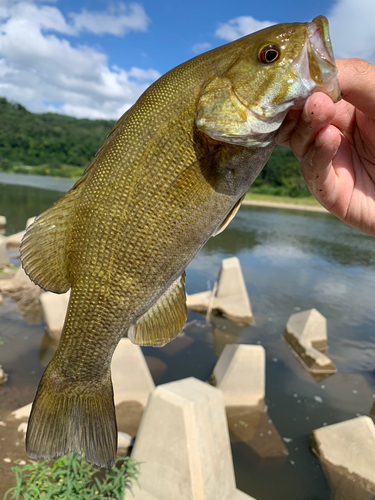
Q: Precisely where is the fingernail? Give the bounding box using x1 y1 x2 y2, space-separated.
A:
302 108 311 124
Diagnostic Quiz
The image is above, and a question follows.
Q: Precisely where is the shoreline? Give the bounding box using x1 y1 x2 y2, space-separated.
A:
242 199 330 214
0 172 330 214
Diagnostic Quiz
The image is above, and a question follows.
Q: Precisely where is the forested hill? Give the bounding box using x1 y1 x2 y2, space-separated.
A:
0 97 115 177
0 97 309 197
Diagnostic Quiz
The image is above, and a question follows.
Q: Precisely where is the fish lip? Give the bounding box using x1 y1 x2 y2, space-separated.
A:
292 16 341 104
310 15 335 63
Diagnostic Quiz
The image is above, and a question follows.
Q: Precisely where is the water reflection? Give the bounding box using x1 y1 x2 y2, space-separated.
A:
226 406 288 465
212 205 375 269
1 180 375 500
0 183 64 236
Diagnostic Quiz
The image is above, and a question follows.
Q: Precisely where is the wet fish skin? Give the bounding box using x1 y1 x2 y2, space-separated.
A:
20 16 339 468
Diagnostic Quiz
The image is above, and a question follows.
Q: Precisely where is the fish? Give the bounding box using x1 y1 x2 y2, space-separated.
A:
20 15 340 468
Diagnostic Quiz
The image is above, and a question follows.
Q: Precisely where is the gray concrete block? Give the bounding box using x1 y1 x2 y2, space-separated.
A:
112 338 155 407
5 217 35 250
0 365 7 385
213 344 265 409
118 431 133 450
40 290 70 341
6 231 25 249
26 217 36 229
312 416 375 496
0 235 9 266
13 266 32 285
284 308 337 375
8 403 32 420
187 257 252 325
131 377 255 500
0 215 6 228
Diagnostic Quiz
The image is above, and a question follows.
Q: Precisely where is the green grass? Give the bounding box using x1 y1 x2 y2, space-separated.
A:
3 453 139 500
244 192 321 206
0 268 17 276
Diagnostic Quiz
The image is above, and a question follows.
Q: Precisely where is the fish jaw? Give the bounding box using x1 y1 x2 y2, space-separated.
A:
291 16 341 107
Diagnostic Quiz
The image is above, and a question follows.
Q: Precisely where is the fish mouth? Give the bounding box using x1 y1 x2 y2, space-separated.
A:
292 15 341 105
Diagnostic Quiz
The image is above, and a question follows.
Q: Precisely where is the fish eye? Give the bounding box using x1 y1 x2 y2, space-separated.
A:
259 45 280 64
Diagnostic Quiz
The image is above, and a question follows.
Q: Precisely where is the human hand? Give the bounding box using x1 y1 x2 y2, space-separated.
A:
277 58 375 236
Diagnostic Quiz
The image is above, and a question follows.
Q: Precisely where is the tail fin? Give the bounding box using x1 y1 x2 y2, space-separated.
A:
26 367 117 469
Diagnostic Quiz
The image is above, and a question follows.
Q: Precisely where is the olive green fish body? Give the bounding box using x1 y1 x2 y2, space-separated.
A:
20 16 340 467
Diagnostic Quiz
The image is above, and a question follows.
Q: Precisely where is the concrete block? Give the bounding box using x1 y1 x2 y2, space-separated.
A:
8 403 32 420
13 266 33 285
2 217 34 249
283 308 337 375
39 331 60 366
0 235 9 266
118 431 133 450
40 290 70 341
187 257 252 325
312 416 375 497
26 217 36 229
0 365 7 385
6 230 25 249
213 344 265 409
112 338 155 407
0 215 6 228
131 377 255 500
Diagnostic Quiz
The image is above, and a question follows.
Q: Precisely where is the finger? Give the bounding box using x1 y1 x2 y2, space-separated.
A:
300 124 343 210
289 93 336 161
276 109 302 147
336 58 375 119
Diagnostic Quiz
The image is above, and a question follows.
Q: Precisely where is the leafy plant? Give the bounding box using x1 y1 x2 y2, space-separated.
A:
4 453 139 500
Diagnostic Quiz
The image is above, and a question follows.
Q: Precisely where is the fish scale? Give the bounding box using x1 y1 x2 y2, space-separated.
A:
20 16 340 467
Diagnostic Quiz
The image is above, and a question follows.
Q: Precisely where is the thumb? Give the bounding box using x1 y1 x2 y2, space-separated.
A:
336 58 375 119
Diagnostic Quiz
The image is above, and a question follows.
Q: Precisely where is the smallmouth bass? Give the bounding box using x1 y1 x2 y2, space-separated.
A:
21 16 340 468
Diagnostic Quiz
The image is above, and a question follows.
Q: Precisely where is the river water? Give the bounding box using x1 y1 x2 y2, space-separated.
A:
0 175 374 500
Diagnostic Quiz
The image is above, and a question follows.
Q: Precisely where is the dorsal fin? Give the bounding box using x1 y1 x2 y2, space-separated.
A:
213 194 245 236
128 273 187 347
20 184 82 293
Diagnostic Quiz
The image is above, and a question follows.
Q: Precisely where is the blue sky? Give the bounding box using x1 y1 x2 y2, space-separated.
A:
0 0 373 119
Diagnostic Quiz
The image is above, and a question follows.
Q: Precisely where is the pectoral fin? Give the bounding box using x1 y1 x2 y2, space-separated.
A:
213 194 245 236
128 272 187 347
20 182 83 293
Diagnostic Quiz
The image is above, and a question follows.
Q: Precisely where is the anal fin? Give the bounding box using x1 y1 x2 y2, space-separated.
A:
128 272 187 347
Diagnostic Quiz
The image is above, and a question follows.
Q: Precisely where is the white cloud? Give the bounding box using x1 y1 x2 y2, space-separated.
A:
215 16 273 42
192 42 212 54
69 3 150 36
327 0 375 64
214 4 375 64
0 1 160 119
